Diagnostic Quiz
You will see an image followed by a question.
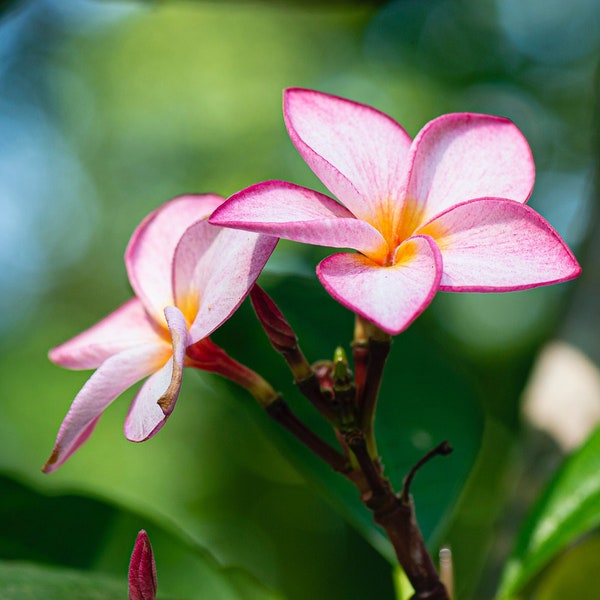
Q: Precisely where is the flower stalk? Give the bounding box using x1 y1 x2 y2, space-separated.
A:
248 288 449 597
188 336 349 472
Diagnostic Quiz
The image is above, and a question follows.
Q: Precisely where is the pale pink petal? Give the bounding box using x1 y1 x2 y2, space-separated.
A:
43 342 169 473
284 88 412 221
316 236 442 335
125 195 225 325
124 306 189 442
174 216 279 341
49 299 161 370
188 228 278 342
417 198 581 290
170 219 220 325
405 113 535 227
210 181 386 258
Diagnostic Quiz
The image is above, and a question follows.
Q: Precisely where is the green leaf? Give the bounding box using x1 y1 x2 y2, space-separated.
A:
215 273 484 561
0 473 281 600
0 562 125 600
535 533 600 600
498 426 600 598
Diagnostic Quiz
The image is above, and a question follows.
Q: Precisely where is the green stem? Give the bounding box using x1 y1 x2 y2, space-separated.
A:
187 338 348 474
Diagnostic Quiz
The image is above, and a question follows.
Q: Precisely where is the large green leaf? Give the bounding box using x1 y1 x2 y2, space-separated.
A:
0 562 125 600
534 533 600 600
0 472 281 600
214 273 484 561
0 283 389 599
497 426 600 598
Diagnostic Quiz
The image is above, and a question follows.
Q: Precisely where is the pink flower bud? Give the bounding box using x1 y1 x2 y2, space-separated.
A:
128 530 157 600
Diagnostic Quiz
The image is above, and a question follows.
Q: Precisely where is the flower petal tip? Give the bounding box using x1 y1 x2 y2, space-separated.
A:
41 448 60 474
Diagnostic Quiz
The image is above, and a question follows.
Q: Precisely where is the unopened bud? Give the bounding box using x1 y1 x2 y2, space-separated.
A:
128 530 157 600
250 285 297 352
250 285 312 381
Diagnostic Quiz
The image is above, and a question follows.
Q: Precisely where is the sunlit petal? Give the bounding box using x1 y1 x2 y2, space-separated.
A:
125 195 224 325
49 299 160 370
405 113 535 226
210 180 386 257
173 216 277 341
171 219 221 325
284 88 412 221
418 198 581 290
42 342 169 473
185 229 278 342
316 235 442 334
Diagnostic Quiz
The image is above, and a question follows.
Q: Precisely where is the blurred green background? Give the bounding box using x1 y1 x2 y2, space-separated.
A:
0 0 598 598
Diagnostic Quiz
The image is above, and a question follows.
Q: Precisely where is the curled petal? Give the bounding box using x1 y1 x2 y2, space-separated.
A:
42 343 169 473
405 113 535 226
124 306 189 442
418 198 581 290
125 195 224 326
316 235 442 335
210 181 386 258
49 299 160 370
284 88 412 221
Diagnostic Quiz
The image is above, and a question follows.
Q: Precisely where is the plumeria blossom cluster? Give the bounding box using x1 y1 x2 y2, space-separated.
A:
46 88 581 600
45 87 580 471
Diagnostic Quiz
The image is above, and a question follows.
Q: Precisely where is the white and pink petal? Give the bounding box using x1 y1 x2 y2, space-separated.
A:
183 226 278 342
125 194 224 326
210 181 387 258
284 88 412 222
171 218 221 324
43 342 169 473
49 299 161 370
316 235 442 335
405 113 535 226
418 198 581 290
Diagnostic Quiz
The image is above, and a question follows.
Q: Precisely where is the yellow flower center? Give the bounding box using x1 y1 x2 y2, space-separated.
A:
363 197 429 266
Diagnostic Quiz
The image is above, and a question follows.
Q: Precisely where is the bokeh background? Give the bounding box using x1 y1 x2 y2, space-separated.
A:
0 0 598 598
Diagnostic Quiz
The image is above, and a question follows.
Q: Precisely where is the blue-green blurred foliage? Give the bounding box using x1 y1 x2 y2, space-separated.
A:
0 0 596 598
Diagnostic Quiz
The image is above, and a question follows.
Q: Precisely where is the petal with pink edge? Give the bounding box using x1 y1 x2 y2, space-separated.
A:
284 88 412 222
49 299 161 370
42 342 169 473
174 215 278 342
171 219 221 325
418 198 581 290
316 236 442 335
124 306 189 442
125 194 225 325
405 113 535 227
210 181 386 258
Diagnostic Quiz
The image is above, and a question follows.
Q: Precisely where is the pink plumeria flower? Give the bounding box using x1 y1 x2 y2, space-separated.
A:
129 530 157 600
44 195 277 473
211 88 581 335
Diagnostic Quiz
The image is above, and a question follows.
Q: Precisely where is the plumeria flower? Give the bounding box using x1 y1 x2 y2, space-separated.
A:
211 88 581 335
44 195 277 473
